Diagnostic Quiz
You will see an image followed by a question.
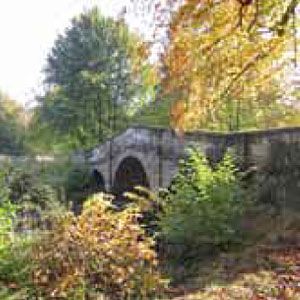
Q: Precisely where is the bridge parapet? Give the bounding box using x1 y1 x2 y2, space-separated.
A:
88 126 300 194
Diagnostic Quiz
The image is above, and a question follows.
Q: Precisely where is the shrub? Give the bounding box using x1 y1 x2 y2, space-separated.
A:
1 166 67 232
159 148 247 258
31 193 166 299
124 186 162 238
0 237 35 295
0 166 17 249
0 201 17 250
7 167 58 209
0 167 36 298
63 164 93 212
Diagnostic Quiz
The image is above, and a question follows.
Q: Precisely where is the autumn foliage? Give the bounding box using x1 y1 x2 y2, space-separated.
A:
159 0 299 132
31 194 165 299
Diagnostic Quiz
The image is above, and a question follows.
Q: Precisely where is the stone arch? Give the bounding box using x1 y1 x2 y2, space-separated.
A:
112 156 150 201
91 169 106 193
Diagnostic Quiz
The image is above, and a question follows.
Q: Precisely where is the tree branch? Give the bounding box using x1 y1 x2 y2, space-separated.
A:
222 47 274 97
247 0 259 32
271 0 300 36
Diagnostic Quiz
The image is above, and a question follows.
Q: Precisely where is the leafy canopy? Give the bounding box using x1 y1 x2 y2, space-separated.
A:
130 0 300 131
162 0 300 132
30 7 156 151
0 91 25 154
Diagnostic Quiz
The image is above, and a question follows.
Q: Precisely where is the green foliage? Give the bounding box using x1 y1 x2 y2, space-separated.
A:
63 165 93 211
131 96 172 128
0 164 66 233
31 193 166 299
0 168 35 298
124 186 162 238
0 91 25 155
0 167 17 249
0 165 10 203
0 237 35 295
7 167 58 210
28 7 156 152
0 201 16 250
159 149 247 257
0 165 66 299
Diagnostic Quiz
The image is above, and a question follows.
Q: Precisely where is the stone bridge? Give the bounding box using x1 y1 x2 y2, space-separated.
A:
86 126 300 196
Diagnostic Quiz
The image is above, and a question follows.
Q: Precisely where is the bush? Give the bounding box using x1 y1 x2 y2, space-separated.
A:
0 237 35 296
63 165 93 212
0 166 17 249
2 166 66 232
31 193 166 299
7 167 58 209
0 168 35 298
124 186 162 238
159 148 247 258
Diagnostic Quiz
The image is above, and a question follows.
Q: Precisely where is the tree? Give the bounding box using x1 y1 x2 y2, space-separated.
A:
0 91 25 154
32 7 153 151
130 0 300 132
161 0 300 132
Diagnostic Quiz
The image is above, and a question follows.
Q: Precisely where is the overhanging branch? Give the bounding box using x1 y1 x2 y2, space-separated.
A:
271 0 300 35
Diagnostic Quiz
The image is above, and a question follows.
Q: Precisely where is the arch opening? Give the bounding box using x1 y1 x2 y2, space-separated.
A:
113 156 150 203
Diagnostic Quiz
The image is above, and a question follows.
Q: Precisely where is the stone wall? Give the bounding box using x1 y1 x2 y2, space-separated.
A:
87 126 300 195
